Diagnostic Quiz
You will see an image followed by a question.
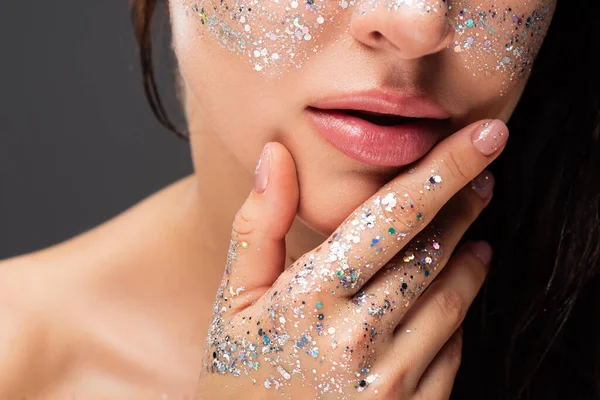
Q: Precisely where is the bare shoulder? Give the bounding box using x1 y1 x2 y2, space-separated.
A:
0 232 131 399
0 177 207 398
0 242 109 399
0 254 56 398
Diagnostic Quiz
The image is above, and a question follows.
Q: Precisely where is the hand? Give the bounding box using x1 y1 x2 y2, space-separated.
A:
196 119 508 399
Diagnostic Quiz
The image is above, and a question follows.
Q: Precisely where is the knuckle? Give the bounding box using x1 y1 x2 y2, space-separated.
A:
389 356 412 391
439 150 473 184
433 287 465 328
380 381 407 400
348 321 380 354
359 300 392 331
377 184 424 233
231 203 254 237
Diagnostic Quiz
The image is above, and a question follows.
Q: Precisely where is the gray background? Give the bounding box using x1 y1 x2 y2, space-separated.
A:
0 2 193 259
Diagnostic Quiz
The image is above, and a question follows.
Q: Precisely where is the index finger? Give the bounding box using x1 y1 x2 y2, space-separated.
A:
285 119 508 296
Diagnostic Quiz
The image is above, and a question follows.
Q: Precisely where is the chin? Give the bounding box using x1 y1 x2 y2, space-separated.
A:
280 127 404 237
296 203 346 237
293 168 391 237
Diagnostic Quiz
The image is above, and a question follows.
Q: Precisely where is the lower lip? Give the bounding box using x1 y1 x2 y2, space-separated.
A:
306 107 447 167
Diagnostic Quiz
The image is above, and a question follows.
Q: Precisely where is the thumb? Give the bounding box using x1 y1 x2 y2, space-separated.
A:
224 142 299 309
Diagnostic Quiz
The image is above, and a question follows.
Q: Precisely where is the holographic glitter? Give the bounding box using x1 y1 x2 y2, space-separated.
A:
451 1 554 87
185 0 553 88
186 0 341 72
202 151 503 397
185 0 448 73
203 167 449 396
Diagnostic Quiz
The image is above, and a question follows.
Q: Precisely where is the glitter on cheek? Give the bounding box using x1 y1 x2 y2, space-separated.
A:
184 0 449 74
185 0 349 73
450 0 555 89
184 0 554 93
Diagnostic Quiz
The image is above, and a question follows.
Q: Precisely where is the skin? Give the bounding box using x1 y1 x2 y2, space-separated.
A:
173 0 554 242
0 0 555 399
198 123 504 399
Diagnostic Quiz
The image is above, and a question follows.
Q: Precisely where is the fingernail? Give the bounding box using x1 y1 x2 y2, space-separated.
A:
472 120 509 156
471 170 495 200
469 240 493 265
254 144 271 194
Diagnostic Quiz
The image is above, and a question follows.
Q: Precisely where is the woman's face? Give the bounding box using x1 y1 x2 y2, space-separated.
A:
170 0 555 235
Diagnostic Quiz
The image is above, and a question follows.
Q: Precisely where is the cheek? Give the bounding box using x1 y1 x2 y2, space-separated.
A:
171 0 304 173
449 0 555 91
179 0 345 74
170 3 259 170
174 0 554 86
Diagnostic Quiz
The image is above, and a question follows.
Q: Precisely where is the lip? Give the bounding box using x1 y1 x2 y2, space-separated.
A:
306 90 451 167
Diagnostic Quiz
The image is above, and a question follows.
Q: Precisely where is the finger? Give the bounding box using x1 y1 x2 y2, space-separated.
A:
223 142 299 309
382 240 491 384
285 119 507 296
413 327 463 400
351 170 494 327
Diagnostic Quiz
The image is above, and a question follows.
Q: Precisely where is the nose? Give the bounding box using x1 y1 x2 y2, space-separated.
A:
350 0 455 60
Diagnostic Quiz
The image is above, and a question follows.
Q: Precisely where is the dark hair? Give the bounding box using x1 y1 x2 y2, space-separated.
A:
131 0 188 140
131 1 600 398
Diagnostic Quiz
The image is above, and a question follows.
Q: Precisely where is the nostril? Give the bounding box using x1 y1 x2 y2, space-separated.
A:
370 31 383 41
350 3 454 59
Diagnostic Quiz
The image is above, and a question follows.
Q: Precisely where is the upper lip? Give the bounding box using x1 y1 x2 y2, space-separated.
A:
308 89 451 120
